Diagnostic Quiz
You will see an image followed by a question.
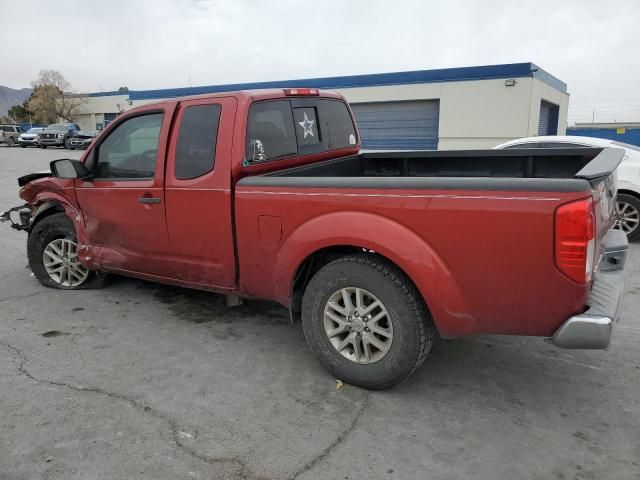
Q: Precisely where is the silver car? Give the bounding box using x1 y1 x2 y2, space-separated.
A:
18 127 45 147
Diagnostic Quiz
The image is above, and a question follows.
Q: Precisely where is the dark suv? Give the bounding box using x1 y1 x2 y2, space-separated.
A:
38 123 80 149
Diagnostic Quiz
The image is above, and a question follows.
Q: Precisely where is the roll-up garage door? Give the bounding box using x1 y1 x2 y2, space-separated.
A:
538 100 559 136
350 100 440 150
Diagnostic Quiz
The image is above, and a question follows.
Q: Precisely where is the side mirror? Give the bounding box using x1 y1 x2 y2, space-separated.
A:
50 159 91 179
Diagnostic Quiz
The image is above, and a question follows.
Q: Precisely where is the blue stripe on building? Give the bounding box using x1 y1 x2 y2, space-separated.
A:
88 62 566 100
567 127 640 147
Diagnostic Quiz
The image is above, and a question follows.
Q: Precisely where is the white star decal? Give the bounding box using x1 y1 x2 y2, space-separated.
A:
298 112 315 138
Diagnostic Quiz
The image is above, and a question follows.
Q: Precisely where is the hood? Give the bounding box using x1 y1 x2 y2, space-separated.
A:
18 171 51 187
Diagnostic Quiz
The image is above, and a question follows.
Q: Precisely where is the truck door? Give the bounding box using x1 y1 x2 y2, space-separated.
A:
163 97 237 288
75 105 174 275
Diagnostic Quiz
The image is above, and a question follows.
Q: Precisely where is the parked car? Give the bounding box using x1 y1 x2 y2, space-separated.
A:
68 130 97 150
0 89 627 389
18 127 45 147
0 125 25 147
494 136 640 241
38 123 80 149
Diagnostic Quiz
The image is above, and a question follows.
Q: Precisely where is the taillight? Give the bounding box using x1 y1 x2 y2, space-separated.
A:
283 88 319 96
555 197 596 284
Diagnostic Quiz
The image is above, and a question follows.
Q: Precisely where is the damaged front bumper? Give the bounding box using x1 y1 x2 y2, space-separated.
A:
0 204 32 231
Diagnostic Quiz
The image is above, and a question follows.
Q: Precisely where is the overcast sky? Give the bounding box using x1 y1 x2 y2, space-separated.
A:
2 0 639 123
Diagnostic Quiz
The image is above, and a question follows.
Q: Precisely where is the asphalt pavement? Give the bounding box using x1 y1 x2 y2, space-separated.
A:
1 145 639 480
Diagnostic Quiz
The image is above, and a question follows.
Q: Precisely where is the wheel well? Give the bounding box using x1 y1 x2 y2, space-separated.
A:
31 203 65 228
289 246 426 324
617 189 640 200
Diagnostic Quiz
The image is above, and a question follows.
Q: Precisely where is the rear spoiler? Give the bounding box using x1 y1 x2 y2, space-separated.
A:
575 147 625 181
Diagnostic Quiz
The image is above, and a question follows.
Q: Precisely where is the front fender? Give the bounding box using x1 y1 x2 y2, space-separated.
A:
272 211 476 337
29 193 95 268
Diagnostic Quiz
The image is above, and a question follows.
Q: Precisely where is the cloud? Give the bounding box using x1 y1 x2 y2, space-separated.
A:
1 0 638 122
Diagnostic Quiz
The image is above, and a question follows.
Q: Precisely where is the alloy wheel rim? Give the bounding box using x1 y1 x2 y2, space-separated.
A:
323 287 393 365
614 201 640 235
42 238 89 287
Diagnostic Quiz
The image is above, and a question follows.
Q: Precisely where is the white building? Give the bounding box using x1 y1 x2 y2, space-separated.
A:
72 62 568 150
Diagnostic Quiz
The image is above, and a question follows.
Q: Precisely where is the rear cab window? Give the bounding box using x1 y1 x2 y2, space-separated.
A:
245 97 357 164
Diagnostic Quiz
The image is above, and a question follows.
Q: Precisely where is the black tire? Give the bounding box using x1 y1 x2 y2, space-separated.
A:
63 137 71 149
616 193 640 242
41 145 47 149
27 213 108 290
20 144 26 148
7 137 15 147
301 254 435 390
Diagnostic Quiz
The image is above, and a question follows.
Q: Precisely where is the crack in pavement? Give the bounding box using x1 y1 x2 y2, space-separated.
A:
0 291 50 303
0 341 249 480
289 392 371 479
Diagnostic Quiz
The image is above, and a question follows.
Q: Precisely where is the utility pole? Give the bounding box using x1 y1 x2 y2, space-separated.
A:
592 107 595 123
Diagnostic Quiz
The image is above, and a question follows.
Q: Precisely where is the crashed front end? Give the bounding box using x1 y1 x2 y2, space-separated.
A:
0 171 55 232
0 204 32 231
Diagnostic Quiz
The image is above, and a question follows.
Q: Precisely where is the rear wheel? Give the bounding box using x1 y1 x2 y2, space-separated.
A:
301 254 434 390
614 193 640 241
27 213 107 289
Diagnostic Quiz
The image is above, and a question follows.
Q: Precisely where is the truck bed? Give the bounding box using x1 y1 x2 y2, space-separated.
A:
235 147 621 339
241 148 617 191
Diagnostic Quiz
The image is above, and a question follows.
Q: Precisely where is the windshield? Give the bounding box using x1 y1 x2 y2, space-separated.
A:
26 128 42 134
612 141 640 152
47 124 68 131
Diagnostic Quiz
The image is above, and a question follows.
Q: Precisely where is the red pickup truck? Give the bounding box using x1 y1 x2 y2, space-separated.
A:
1 88 628 389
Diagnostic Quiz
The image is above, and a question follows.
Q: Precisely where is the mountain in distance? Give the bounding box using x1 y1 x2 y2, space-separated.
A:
0 85 32 118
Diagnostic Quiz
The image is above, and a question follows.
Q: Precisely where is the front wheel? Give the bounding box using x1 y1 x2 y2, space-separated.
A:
614 193 640 242
301 254 435 390
7 137 15 147
27 213 107 289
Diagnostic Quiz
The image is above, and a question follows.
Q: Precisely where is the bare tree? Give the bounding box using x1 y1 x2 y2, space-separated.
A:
27 69 88 123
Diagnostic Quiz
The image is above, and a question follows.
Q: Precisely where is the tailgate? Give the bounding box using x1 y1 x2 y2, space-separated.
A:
578 148 624 263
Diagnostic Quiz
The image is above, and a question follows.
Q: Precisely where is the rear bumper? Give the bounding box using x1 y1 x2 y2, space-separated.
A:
551 229 627 349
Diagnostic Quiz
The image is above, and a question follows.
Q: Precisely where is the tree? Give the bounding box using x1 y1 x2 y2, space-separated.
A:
118 86 129 92
7 104 29 122
27 69 87 123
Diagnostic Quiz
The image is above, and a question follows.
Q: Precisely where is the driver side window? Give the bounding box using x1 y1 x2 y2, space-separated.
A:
96 113 163 179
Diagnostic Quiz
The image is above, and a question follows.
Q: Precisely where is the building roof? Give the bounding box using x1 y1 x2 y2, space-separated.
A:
574 122 640 129
89 62 567 100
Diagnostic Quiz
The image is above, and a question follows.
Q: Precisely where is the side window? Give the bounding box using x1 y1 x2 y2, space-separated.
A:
246 100 297 162
175 104 221 180
539 142 588 148
503 142 540 149
95 113 163 179
317 100 357 149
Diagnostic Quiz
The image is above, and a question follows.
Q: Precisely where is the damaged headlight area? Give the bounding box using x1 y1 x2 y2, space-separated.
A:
0 204 32 231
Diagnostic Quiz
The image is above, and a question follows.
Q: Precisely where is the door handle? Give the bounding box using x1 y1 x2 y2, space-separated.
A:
138 196 161 204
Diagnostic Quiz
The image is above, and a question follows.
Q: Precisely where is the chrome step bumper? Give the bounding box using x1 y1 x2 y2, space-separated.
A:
551 229 627 349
